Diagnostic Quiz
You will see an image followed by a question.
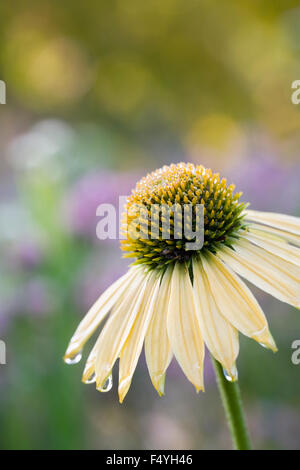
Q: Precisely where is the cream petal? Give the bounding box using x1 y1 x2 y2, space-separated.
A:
167 263 205 392
82 269 147 385
193 258 239 378
241 231 300 267
201 252 277 351
118 270 161 403
94 268 149 390
82 341 99 384
218 239 300 308
245 210 300 236
248 224 300 247
145 266 173 396
64 267 139 361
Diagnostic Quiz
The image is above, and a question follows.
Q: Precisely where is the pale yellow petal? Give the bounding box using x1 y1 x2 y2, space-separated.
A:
64 267 139 361
167 263 204 392
94 268 149 390
118 270 161 403
202 252 277 351
82 340 99 384
218 239 300 308
193 258 239 379
249 224 300 247
145 266 173 396
245 210 300 236
82 268 147 384
241 230 300 267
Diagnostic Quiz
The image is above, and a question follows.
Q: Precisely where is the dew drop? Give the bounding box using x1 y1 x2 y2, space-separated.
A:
85 373 96 384
222 366 238 382
64 351 82 365
99 374 113 392
223 368 233 382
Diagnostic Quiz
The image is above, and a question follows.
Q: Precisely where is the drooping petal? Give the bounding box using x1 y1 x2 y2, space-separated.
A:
218 239 300 308
201 252 277 351
82 340 100 384
64 267 139 361
118 270 161 403
167 262 205 392
241 230 300 267
144 266 173 396
248 224 300 247
193 258 239 379
245 210 300 236
94 267 149 390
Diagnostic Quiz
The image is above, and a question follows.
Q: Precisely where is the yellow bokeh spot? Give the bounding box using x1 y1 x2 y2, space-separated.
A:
3 22 93 109
186 114 241 152
94 55 152 116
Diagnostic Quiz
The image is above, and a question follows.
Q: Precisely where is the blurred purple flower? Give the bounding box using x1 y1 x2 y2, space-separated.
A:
22 279 52 316
15 241 44 271
76 260 126 312
10 279 53 318
0 279 52 336
230 156 300 213
0 303 14 336
63 170 138 238
167 352 215 385
3 240 44 276
143 412 193 449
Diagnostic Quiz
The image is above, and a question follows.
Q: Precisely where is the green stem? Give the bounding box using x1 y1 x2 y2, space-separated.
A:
211 356 252 450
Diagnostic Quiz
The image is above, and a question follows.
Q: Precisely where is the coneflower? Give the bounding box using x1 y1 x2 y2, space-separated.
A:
64 162 300 449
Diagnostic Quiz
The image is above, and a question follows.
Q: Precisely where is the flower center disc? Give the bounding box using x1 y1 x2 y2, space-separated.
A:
121 163 246 269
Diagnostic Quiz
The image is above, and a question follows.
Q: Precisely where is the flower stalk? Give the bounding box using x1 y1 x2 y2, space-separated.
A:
211 356 252 450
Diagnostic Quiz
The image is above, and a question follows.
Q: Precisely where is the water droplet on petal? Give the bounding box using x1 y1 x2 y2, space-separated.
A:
223 368 233 381
99 374 113 392
85 373 96 384
223 365 238 382
64 351 82 365
259 342 267 349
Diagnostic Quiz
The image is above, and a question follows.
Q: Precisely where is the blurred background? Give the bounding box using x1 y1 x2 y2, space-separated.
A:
0 0 300 450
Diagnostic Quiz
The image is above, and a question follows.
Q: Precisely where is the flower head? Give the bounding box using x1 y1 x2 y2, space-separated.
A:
121 163 245 268
65 163 300 403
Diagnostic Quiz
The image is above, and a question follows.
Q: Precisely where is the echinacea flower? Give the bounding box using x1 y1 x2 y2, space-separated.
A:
64 163 300 403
